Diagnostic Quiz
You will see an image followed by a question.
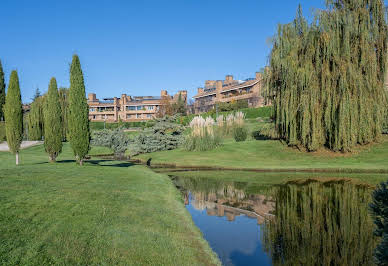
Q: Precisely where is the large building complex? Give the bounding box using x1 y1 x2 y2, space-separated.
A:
193 72 265 114
87 90 187 122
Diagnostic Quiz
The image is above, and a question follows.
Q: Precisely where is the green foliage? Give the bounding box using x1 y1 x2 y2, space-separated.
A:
58 88 69 141
68 55 90 164
31 87 41 101
217 100 248 112
27 96 44 140
370 180 388 265
129 115 184 155
267 1 387 152
92 127 129 157
0 60 5 121
90 121 148 130
171 93 187 115
252 123 278 140
4 71 23 155
232 126 248 142
0 121 5 141
43 78 63 162
180 106 273 125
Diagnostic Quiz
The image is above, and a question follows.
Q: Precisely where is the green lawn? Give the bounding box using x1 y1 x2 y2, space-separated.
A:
160 170 388 186
0 144 220 265
135 135 388 172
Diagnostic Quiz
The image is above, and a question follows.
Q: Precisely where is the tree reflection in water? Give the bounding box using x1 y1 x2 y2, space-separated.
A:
262 179 377 266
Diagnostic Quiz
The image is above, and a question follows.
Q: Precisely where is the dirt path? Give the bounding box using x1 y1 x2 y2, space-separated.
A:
0 141 43 151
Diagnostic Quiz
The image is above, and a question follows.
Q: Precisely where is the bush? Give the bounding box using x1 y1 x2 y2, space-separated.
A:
0 121 5 141
90 121 148 131
233 126 248 142
252 123 278 140
92 127 130 158
129 115 184 156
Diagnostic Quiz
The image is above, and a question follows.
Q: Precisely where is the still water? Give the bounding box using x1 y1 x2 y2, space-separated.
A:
170 175 377 266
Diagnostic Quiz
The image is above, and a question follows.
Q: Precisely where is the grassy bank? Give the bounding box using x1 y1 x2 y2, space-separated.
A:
135 136 388 172
158 170 388 186
0 144 220 265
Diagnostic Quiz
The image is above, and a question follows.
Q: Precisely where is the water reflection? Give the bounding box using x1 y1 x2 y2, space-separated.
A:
171 176 274 266
171 175 377 266
262 179 377 266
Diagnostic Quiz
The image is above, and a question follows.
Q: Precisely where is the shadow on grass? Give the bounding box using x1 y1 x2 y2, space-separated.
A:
35 159 134 168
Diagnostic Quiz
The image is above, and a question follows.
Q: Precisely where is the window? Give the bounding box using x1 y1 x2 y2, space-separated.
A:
136 106 143 110
146 114 152 118
136 114 141 119
147 106 153 110
126 106 136 111
127 114 132 119
92 115 96 119
89 108 95 112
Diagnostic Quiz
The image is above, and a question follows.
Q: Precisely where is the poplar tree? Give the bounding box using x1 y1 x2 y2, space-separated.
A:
267 0 387 152
0 60 5 121
4 71 23 165
44 78 62 162
68 55 90 165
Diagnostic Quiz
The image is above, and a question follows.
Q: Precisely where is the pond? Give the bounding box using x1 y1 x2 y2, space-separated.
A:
169 174 377 266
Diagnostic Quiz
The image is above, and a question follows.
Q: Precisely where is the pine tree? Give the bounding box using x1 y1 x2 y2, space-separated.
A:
44 78 62 162
266 0 387 152
0 60 5 121
4 71 23 165
68 55 90 165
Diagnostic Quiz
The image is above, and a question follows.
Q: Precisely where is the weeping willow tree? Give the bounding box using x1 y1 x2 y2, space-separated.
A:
267 1 387 151
262 180 377 265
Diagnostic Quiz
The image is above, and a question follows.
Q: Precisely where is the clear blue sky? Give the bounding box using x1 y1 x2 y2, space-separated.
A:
1 0 325 103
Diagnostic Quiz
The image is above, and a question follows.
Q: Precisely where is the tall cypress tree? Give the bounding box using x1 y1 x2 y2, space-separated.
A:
44 78 62 162
27 96 44 140
4 71 23 165
68 55 90 165
267 0 387 152
0 60 5 121
58 87 69 141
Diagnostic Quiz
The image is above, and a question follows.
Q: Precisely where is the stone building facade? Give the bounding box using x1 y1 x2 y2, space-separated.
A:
193 72 265 114
87 90 187 122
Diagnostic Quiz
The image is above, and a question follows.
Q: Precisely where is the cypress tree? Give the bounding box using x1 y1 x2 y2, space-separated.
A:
0 60 5 121
267 0 387 152
68 55 90 165
44 78 62 162
58 88 69 141
4 71 23 165
27 96 44 140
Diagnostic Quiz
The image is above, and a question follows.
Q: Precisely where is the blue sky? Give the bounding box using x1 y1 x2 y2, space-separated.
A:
1 0 325 103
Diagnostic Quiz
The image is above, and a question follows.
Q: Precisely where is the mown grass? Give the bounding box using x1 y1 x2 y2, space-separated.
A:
0 144 220 265
158 170 388 186
135 135 388 171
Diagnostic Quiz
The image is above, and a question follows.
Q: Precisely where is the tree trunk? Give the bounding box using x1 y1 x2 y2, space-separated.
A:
79 159 83 166
16 152 19 165
49 154 56 162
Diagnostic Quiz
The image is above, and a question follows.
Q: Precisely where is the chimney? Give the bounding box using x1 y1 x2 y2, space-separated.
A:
88 93 96 102
161 90 168 97
216 80 223 91
121 94 127 105
225 75 233 84
197 87 204 94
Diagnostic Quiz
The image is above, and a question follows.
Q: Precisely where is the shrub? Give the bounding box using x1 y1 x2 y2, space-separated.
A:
129 115 184 155
92 127 129 158
233 126 248 142
252 123 278 140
